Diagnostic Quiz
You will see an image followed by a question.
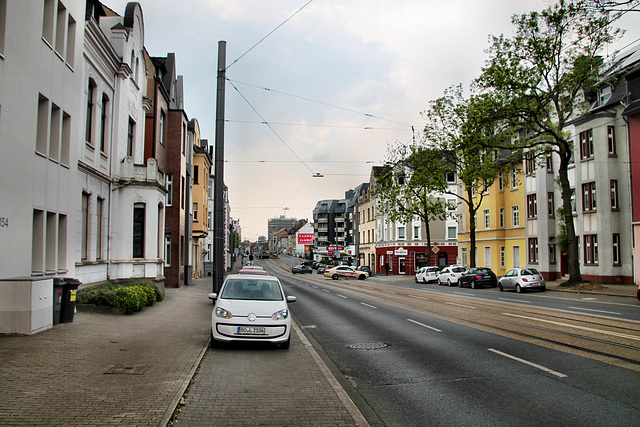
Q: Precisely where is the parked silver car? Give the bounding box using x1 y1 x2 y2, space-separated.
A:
498 267 546 293
415 266 439 283
437 265 466 286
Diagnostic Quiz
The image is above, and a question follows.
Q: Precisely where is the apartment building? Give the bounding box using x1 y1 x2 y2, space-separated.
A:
192 127 211 279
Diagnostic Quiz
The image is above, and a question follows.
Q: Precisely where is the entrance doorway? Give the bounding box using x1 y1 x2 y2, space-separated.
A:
399 257 405 274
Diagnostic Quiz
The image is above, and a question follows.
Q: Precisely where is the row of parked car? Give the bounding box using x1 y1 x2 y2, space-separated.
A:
415 265 546 293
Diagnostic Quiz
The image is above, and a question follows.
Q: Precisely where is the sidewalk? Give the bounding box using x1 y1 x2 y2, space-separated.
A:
0 263 365 426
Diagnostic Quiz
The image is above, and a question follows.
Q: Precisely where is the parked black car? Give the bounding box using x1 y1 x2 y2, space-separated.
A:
458 268 498 289
356 265 372 275
292 265 313 274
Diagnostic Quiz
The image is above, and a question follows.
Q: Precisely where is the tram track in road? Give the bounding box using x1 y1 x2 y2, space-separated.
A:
267 262 640 371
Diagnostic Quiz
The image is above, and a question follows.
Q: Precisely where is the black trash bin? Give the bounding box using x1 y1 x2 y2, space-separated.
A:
60 278 81 323
52 278 66 325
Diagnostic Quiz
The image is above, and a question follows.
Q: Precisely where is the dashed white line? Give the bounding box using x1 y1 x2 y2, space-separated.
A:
337 294 348 299
407 318 442 332
488 348 567 378
360 302 377 309
408 294 429 300
568 307 621 315
322 289 331 293
499 298 531 304
446 302 476 309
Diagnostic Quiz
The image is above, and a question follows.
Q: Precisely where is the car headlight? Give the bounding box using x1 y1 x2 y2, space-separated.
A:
271 309 289 320
215 307 232 319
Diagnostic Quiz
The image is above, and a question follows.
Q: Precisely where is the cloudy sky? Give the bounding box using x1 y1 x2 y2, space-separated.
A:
105 0 639 241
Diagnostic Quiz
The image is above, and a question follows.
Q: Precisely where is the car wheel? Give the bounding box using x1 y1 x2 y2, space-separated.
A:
423 278 427 284
516 285 523 293
458 280 463 287
540 287 546 292
471 280 477 289
358 274 366 280
280 335 291 349
210 332 221 348
498 283 504 292
447 279 453 287
415 277 419 283
332 274 339 280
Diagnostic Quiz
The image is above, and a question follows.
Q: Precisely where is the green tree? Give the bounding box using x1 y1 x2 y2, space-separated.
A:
478 0 622 284
374 145 449 266
421 85 517 268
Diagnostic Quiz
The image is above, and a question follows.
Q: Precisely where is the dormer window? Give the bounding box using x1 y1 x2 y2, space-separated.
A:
598 86 611 106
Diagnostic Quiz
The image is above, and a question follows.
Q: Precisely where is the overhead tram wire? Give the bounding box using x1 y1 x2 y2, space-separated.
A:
225 0 314 71
225 119 407 131
227 79 316 176
227 79 414 129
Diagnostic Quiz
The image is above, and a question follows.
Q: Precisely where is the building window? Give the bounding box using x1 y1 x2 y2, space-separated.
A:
181 177 185 209
49 104 61 161
500 246 505 268
484 209 490 229
100 94 109 153
96 198 103 260
413 225 419 239
583 234 598 265
66 14 76 67
512 205 519 227
524 151 534 175
610 180 618 210
527 194 537 219
498 172 504 192
579 129 594 160
547 192 555 217
607 126 616 156
42 0 55 44
61 112 71 166
193 203 198 221
549 243 557 264
448 226 456 239
194 165 199 185
511 168 518 189
159 110 165 146
36 95 49 154
127 117 135 157
85 80 96 145
612 233 621 266
398 226 405 239
166 174 173 206
0 0 7 56
54 1 66 55
528 237 538 263
499 208 505 228
570 189 576 213
165 234 171 267
81 193 90 260
445 171 456 183
546 153 553 172
182 123 187 154
582 182 596 212
133 204 145 258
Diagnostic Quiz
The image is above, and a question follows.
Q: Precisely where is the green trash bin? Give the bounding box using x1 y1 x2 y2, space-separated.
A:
60 278 81 323
53 278 66 325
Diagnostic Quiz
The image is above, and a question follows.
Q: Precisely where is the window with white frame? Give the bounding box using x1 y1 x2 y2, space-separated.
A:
610 180 618 210
548 192 555 217
612 233 621 266
165 234 171 267
582 182 596 212
549 242 557 264
398 226 405 239
528 237 538 263
166 174 173 206
527 194 537 218
85 79 96 145
546 153 553 172
193 203 198 221
511 168 518 189
579 129 594 159
499 208 505 228
447 226 456 239
133 203 145 258
484 209 490 229
127 117 135 157
498 172 504 191
413 225 419 239
512 205 519 227
500 246 505 268
100 94 109 154
607 126 616 156
583 234 598 265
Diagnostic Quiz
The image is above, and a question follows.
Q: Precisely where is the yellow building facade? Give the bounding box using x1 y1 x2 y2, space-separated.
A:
457 166 526 276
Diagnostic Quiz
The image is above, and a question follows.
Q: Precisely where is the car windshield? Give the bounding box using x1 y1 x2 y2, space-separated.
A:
522 268 540 275
221 279 283 301
451 267 465 273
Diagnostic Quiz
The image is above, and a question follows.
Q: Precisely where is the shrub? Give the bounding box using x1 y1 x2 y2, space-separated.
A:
77 280 163 314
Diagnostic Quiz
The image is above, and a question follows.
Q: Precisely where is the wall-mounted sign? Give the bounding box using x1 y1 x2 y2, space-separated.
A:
395 247 408 256
297 233 314 244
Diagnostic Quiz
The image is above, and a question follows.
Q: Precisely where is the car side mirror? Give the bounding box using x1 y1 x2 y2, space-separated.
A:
287 296 296 303
208 293 218 302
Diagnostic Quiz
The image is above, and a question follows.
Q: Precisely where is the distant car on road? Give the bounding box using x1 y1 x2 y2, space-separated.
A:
324 266 368 280
356 265 372 275
437 266 466 286
415 266 439 283
291 265 313 274
458 268 498 289
498 267 546 293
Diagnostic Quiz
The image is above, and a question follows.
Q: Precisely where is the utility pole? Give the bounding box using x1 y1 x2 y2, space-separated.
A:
213 41 226 293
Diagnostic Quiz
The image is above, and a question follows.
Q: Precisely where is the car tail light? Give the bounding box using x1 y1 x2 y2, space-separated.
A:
522 278 529 282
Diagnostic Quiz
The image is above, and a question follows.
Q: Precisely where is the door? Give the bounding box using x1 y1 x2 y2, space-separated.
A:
399 257 405 274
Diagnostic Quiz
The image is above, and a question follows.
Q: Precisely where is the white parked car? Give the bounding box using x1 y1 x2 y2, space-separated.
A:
437 265 467 286
415 266 440 283
498 267 546 293
208 275 296 349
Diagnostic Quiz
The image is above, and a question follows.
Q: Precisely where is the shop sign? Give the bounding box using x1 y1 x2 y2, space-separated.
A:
395 247 408 256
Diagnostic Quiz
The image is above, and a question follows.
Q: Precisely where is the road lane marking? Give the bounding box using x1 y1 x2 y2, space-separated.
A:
488 348 567 378
312 286 319 289
446 302 476 309
568 307 621 315
322 289 331 293
360 302 377 309
337 294 348 299
499 298 531 304
407 318 442 332
408 294 429 300
503 313 640 341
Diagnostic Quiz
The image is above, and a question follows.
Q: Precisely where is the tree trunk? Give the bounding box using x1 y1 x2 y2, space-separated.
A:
467 187 477 268
558 152 583 284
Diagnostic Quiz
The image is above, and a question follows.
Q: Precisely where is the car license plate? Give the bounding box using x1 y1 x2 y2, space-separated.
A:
237 326 266 335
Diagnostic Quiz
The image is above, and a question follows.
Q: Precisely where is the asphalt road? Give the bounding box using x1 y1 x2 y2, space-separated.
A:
267 257 640 426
